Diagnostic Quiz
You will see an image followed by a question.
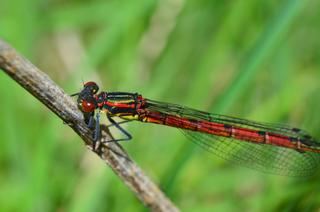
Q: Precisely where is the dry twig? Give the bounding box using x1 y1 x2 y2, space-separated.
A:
0 39 179 212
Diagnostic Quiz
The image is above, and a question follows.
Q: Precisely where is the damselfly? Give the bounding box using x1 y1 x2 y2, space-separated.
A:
71 82 320 177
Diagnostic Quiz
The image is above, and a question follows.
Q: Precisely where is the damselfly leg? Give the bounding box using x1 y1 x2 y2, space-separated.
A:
84 112 132 145
104 116 132 143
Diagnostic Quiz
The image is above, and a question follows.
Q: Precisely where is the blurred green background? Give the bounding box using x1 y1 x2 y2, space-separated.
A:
1 0 320 211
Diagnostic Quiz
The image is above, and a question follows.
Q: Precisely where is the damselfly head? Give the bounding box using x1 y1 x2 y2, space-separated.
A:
73 81 99 113
71 81 99 97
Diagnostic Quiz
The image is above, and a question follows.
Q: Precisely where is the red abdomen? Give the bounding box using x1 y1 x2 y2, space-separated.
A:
141 110 319 153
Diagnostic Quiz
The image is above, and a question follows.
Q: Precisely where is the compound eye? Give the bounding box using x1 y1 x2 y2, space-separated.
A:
84 81 97 87
81 100 96 112
83 81 99 94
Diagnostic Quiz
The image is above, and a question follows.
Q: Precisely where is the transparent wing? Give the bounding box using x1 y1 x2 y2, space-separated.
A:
181 129 320 177
145 99 320 176
146 99 319 146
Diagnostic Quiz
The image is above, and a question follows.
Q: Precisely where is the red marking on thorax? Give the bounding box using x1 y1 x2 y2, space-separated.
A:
105 101 135 109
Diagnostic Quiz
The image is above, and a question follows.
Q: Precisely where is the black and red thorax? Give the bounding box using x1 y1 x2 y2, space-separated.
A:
75 81 146 117
95 92 146 117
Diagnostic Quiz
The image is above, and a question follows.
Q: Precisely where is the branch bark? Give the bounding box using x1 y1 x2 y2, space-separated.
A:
0 39 179 212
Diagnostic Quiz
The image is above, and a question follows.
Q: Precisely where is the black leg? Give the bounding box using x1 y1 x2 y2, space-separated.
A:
82 111 100 150
87 114 95 129
84 111 95 129
87 112 101 151
93 112 101 141
106 119 132 128
104 116 132 143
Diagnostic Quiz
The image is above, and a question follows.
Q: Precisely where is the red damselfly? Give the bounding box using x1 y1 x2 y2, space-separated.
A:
71 82 320 177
